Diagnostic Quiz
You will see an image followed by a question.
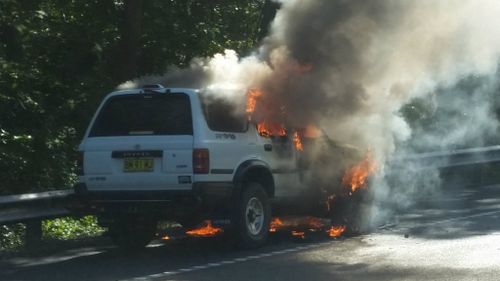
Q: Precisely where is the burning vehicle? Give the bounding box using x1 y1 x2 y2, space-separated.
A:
245 87 378 233
74 84 377 249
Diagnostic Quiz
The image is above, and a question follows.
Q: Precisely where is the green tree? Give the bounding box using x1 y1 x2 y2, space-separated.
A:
0 0 268 195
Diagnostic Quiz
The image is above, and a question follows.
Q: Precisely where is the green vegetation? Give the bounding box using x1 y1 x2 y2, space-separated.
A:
42 216 104 241
0 0 274 196
0 224 25 251
0 0 280 247
1 216 104 251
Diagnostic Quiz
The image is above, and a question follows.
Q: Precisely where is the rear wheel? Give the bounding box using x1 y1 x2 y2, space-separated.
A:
108 215 157 251
234 182 271 248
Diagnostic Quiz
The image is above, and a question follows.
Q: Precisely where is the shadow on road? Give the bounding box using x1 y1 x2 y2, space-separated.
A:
392 184 500 240
0 232 326 281
175 257 478 281
2 184 500 281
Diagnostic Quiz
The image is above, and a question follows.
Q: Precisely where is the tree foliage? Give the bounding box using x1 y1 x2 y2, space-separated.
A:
42 216 103 240
0 0 269 195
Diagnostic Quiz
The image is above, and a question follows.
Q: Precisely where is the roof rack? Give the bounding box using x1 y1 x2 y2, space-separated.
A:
141 84 164 89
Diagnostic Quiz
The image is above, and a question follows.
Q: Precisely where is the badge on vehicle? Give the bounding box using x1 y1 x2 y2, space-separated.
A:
215 133 236 140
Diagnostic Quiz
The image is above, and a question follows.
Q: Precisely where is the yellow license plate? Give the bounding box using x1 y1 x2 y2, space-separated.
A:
123 158 154 172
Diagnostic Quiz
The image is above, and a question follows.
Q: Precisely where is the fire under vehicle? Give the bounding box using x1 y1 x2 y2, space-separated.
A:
74 84 375 249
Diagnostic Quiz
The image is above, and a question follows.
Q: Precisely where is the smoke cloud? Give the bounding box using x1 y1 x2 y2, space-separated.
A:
261 0 500 157
122 1 500 227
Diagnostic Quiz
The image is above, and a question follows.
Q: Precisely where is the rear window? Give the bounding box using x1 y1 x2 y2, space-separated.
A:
89 93 193 137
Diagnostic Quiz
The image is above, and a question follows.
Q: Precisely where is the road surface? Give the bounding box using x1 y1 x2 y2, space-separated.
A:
1 183 500 281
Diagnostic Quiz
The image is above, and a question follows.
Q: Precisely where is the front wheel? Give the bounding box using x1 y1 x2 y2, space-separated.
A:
234 182 271 249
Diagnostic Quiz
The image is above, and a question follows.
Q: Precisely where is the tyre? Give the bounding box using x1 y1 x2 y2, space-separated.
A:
108 216 157 251
234 182 271 249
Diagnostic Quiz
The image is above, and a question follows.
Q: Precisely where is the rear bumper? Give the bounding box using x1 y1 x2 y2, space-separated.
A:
72 182 234 216
74 183 196 202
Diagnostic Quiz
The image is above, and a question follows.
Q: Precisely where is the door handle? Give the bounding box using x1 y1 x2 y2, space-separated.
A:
264 144 273 151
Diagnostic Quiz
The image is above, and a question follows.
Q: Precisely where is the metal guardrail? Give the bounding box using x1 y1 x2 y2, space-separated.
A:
0 189 74 225
393 145 500 169
2 146 500 226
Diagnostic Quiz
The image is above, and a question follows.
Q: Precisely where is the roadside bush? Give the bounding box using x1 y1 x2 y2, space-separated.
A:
42 216 104 240
0 224 25 251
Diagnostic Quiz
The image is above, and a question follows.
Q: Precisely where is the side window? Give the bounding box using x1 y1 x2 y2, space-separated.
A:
201 95 248 132
255 121 287 138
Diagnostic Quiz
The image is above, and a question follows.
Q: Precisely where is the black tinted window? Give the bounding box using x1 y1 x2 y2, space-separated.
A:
89 93 192 137
201 95 247 132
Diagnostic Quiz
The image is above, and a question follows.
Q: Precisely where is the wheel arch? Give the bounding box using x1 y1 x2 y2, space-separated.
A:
232 159 275 198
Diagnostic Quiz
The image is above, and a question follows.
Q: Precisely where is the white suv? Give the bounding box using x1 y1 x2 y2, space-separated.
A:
75 85 327 249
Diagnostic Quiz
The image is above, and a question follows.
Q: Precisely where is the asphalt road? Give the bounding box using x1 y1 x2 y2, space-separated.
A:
2 183 500 281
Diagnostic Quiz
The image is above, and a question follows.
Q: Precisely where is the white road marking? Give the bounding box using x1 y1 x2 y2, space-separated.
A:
122 209 500 281
121 241 331 281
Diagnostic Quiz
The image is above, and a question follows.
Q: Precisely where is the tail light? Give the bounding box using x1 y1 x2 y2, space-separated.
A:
76 151 84 176
193 148 209 174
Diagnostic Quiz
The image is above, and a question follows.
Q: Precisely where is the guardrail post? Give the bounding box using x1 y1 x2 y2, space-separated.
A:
25 219 42 247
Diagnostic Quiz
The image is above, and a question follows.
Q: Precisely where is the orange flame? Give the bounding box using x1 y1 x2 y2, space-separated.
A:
303 125 322 138
161 235 170 240
185 220 223 237
246 89 287 138
342 152 378 193
270 217 329 239
291 230 305 238
246 89 262 114
257 121 286 137
328 225 346 238
270 217 284 232
293 131 303 151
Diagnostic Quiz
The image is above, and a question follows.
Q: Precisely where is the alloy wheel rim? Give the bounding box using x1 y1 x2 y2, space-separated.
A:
245 197 264 235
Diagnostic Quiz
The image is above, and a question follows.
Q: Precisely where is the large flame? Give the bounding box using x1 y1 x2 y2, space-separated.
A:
293 131 303 151
246 88 262 114
302 125 322 138
269 216 345 239
342 152 378 193
291 230 305 238
328 225 346 238
270 216 325 233
246 89 313 152
257 121 287 137
270 217 284 232
185 220 223 237
246 89 287 137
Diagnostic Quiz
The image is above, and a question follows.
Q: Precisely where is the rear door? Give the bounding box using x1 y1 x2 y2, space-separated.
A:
81 92 194 191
